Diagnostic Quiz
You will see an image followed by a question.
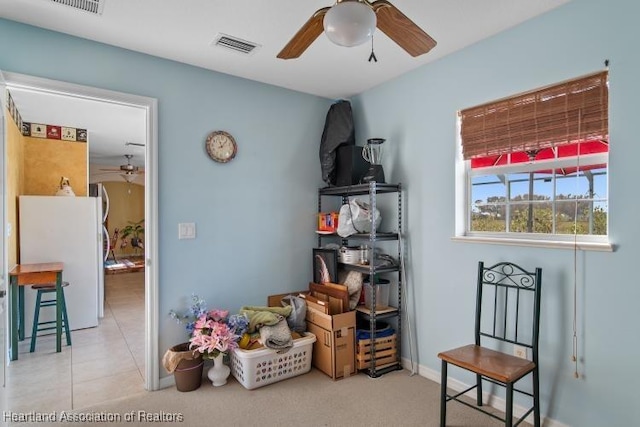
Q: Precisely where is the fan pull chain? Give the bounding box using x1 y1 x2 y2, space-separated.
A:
368 35 377 63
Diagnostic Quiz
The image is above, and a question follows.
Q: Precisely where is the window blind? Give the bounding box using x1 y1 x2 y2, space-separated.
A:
460 71 608 160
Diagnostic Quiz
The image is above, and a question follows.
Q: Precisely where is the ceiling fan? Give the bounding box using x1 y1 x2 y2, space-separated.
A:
277 0 437 60
98 154 144 182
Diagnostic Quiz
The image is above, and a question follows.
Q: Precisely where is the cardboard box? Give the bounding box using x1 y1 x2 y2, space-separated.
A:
306 307 356 380
266 292 356 380
267 291 308 308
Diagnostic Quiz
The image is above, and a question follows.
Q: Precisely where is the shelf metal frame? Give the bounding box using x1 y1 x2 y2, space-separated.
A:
317 181 403 378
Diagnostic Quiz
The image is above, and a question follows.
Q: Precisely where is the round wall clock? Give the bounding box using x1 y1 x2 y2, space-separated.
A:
205 130 237 163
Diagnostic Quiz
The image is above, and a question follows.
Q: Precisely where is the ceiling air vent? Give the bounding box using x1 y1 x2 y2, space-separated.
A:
212 34 261 55
50 0 105 15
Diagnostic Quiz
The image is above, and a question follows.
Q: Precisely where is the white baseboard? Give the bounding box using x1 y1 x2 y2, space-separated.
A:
401 358 569 427
158 375 175 390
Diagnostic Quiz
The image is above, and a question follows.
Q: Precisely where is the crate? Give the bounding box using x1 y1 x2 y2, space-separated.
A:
356 334 397 370
230 333 316 390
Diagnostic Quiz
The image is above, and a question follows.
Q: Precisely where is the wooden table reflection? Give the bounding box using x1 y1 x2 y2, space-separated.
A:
8 262 64 361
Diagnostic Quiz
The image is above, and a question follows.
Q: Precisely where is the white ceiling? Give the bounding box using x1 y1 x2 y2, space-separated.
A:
6 83 147 186
7 85 147 165
1 0 569 167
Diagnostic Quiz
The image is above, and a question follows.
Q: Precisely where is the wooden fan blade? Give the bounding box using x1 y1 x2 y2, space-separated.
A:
371 0 436 57
277 7 330 59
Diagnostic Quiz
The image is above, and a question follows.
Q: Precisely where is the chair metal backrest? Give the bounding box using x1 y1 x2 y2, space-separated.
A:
475 261 542 364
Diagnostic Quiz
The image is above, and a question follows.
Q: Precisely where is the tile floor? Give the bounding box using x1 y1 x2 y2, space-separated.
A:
4 271 147 414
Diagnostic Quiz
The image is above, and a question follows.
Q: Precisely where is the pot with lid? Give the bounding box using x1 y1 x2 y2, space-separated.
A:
339 245 369 265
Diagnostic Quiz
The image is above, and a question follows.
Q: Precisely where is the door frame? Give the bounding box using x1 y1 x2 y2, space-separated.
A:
0 71 6 391
1 71 160 391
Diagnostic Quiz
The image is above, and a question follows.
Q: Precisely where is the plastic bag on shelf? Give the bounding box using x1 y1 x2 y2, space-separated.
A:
337 199 381 237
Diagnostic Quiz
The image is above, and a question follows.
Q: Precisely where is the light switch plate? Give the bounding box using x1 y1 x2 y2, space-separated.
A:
178 223 196 239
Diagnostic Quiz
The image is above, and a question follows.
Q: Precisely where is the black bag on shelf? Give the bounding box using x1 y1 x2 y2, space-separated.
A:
319 100 355 186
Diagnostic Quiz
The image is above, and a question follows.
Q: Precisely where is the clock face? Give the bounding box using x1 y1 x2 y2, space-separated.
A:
205 131 237 163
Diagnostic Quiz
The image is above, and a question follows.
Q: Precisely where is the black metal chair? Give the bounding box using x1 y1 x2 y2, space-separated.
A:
437 261 542 427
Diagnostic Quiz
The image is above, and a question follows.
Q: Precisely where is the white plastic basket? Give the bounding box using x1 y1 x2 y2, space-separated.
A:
230 332 316 390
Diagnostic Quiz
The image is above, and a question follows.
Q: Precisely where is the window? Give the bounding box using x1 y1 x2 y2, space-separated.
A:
458 71 610 247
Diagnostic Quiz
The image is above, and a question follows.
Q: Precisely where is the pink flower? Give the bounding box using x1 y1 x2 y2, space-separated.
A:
188 309 243 359
189 333 215 354
207 309 229 322
193 315 214 330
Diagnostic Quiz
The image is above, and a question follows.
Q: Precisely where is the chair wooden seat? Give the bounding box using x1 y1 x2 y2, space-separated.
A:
438 344 535 384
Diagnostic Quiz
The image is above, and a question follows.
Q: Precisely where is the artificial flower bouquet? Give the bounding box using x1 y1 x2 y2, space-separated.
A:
168 294 249 359
189 309 249 359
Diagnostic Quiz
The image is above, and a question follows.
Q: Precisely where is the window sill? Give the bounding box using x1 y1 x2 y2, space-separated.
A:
451 235 615 252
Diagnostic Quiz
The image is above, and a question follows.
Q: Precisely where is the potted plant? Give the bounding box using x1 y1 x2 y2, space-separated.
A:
121 219 144 251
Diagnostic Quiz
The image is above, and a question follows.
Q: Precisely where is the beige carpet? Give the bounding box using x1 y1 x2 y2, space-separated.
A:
13 367 530 427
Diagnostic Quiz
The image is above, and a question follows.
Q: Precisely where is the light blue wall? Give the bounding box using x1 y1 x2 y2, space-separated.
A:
0 19 332 374
3 0 638 423
352 0 639 426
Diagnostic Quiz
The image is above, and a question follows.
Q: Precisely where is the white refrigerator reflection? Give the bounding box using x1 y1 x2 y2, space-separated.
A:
19 195 103 334
89 182 109 318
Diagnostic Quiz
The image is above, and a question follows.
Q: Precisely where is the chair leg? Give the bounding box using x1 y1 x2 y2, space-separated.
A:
476 373 483 406
30 290 43 353
505 382 514 427
440 360 448 427
533 368 541 427
18 286 25 341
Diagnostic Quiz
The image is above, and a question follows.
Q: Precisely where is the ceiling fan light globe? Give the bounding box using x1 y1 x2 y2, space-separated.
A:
323 2 376 47
121 172 137 183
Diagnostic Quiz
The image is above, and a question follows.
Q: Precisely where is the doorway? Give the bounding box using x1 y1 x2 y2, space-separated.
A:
0 76 7 401
1 71 159 404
